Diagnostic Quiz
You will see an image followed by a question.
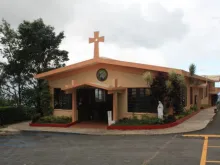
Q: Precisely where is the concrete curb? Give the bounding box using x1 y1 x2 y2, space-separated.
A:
2 108 216 136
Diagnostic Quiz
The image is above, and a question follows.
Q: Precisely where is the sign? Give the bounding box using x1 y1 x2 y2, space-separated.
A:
107 111 115 126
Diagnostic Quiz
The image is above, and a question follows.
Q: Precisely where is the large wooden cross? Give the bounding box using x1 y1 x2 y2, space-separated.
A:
89 31 104 59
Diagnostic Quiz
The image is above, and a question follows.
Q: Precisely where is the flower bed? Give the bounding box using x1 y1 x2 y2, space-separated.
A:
29 115 77 128
107 108 201 130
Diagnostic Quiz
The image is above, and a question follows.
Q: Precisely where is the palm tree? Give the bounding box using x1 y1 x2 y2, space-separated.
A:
189 63 196 84
189 63 196 76
142 71 153 87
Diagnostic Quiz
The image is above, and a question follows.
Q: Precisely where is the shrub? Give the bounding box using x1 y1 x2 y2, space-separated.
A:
0 106 33 125
114 116 164 126
190 105 198 111
32 113 41 123
163 115 176 124
36 116 72 124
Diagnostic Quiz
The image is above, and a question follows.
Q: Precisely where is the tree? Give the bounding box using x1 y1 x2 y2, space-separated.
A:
0 18 69 115
189 63 196 84
0 20 29 106
142 71 153 87
165 71 186 115
150 72 167 104
189 63 196 76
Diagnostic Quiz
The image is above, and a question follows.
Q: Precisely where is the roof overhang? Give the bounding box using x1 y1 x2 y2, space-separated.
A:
190 83 208 88
62 82 126 92
202 75 220 82
34 57 216 83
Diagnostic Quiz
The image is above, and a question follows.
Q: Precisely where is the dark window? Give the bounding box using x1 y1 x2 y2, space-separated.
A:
95 89 106 102
54 88 72 109
181 86 187 107
205 86 208 97
127 88 157 113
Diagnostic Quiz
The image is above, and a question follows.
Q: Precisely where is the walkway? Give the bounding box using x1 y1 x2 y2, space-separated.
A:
0 107 217 136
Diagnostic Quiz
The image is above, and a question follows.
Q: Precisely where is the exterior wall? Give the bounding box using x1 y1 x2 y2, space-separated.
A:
48 63 215 119
53 109 72 117
48 64 157 88
48 64 158 118
185 77 211 109
118 89 127 119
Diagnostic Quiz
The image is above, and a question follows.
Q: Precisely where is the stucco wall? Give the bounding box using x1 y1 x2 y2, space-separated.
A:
53 109 72 117
48 64 158 119
48 64 156 88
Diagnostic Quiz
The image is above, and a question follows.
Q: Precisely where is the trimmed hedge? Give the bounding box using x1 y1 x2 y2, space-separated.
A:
35 116 72 124
0 106 34 125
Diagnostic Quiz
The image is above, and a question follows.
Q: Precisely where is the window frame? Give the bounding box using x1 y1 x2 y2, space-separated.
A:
54 88 72 110
95 88 106 102
127 88 157 113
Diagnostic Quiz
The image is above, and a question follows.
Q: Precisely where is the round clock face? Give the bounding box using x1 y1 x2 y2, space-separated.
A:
96 68 108 81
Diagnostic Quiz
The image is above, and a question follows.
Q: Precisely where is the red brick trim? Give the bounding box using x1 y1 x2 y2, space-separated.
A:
29 121 78 128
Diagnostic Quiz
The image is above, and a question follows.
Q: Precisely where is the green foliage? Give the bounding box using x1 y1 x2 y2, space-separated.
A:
0 18 69 114
174 106 198 120
163 115 176 123
150 73 167 103
31 113 41 123
142 71 153 86
36 116 72 124
165 71 186 113
190 105 198 111
189 63 196 84
0 106 34 125
189 63 196 76
114 116 164 126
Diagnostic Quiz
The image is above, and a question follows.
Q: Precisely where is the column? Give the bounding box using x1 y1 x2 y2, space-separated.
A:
113 92 118 121
72 89 77 122
186 78 191 109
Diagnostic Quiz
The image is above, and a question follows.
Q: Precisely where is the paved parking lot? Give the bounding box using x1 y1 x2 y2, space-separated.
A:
0 132 206 165
0 111 219 165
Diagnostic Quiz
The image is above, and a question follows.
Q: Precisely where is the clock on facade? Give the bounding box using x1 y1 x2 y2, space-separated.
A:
96 68 108 81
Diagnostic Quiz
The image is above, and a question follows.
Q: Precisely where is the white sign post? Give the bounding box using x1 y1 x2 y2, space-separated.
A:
107 111 115 126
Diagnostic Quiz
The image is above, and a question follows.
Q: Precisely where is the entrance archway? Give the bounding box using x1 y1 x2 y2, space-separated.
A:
76 86 113 123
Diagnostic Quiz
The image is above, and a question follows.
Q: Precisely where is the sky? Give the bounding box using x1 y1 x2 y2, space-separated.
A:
0 0 220 77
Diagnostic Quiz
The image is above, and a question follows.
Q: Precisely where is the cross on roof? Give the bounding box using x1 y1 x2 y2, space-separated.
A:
89 31 104 59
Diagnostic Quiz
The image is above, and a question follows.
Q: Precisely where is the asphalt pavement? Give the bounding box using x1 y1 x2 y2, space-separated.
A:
0 111 219 165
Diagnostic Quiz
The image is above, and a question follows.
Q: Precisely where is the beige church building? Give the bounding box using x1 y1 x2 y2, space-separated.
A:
35 31 220 124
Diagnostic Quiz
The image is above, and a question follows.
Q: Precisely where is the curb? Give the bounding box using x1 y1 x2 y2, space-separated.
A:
29 121 77 128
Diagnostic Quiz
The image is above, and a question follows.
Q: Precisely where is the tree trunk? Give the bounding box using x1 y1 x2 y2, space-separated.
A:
18 83 21 106
168 106 174 115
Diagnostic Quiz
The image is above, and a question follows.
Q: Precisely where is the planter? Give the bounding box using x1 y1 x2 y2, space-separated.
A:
107 109 202 130
29 121 77 128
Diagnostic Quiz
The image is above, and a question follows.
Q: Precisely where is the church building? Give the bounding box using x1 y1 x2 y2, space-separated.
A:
34 31 220 124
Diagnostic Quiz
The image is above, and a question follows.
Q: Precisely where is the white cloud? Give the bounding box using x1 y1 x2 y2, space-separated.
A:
69 1 189 48
1 0 220 76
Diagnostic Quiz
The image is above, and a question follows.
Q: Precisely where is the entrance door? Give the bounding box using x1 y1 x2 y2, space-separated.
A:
194 95 197 105
76 87 113 123
211 94 217 106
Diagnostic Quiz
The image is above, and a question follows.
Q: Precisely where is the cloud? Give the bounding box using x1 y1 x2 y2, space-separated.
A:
0 0 72 31
1 0 220 77
70 1 189 48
